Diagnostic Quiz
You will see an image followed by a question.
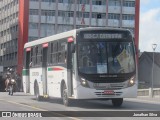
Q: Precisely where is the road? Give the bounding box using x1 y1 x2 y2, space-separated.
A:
0 92 160 120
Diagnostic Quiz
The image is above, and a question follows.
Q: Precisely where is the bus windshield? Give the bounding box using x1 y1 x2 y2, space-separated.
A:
78 41 135 74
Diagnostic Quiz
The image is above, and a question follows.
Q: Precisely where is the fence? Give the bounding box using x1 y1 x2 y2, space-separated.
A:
138 88 160 97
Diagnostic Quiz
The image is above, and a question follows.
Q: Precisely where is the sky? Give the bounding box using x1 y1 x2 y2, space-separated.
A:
139 0 160 52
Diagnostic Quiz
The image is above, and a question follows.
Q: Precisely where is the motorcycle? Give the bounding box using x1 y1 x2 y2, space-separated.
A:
8 78 16 96
5 68 17 96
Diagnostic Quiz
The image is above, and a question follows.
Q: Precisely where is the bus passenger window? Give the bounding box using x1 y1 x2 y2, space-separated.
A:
29 58 32 67
65 52 67 63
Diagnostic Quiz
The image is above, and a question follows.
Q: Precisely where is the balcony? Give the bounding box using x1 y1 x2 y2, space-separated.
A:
41 2 56 10
58 3 74 11
92 5 106 13
108 19 120 27
122 20 134 28
28 29 39 37
108 6 121 14
29 15 39 23
122 7 135 14
91 19 106 26
41 16 55 24
57 17 74 25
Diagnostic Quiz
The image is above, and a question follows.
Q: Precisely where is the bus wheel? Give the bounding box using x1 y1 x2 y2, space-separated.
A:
62 83 70 106
112 98 123 107
35 83 41 101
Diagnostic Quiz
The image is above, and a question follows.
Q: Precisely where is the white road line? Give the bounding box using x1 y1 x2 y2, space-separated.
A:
0 99 81 120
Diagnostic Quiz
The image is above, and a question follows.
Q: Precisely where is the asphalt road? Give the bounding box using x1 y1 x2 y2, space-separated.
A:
0 92 160 120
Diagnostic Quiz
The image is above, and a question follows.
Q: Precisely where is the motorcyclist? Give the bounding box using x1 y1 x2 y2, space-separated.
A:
9 68 16 80
5 68 11 91
5 68 16 91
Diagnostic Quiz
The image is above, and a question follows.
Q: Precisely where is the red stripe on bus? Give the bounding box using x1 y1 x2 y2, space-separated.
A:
53 68 63 71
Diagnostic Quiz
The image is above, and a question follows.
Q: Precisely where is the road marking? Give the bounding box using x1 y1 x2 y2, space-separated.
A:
0 99 81 120
0 98 47 111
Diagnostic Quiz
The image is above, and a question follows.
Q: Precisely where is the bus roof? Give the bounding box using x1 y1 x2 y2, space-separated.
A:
24 29 76 48
24 27 131 48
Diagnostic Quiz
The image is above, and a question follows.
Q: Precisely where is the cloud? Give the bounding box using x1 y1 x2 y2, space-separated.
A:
139 8 160 52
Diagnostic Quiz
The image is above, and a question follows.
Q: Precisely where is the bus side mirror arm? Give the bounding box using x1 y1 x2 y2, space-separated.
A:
134 45 138 55
71 44 75 53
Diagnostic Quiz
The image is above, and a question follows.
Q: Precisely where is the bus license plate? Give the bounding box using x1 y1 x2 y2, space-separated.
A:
104 90 114 95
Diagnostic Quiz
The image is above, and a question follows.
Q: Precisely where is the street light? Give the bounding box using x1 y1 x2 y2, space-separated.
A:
151 43 157 98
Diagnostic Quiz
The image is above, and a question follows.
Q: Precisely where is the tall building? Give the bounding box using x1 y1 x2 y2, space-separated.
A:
0 0 140 74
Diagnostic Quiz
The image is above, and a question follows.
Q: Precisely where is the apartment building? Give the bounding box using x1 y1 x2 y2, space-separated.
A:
0 0 140 74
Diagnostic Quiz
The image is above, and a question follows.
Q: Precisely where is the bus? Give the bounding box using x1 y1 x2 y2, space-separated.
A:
22 27 137 107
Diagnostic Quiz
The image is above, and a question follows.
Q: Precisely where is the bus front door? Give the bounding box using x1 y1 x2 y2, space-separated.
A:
42 46 48 97
23 50 31 93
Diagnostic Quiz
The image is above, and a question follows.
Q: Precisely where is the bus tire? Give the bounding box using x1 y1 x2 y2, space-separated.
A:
62 83 70 106
34 82 42 101
112 98 123 107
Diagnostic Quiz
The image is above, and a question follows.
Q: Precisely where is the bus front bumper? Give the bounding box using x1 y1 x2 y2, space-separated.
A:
74 84 137 99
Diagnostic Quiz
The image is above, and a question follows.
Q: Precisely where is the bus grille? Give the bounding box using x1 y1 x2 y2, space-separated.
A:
94 91 122 97
94 83 126 90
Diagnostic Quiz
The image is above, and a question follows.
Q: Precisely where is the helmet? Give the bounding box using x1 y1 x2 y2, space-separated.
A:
7 67 10 71
10 68 14 72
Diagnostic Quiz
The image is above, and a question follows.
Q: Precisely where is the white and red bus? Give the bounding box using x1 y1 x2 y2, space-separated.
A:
22 27 137 107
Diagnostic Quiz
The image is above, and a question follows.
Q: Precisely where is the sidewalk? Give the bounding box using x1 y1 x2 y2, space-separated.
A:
125 96 160 104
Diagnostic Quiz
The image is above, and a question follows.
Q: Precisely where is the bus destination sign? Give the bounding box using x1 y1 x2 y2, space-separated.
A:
83 33 122 39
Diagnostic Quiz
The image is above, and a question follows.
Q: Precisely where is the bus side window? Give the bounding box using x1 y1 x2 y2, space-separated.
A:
30 47 34 67
29 61 32 67
58 52 61 63
65 51 67 63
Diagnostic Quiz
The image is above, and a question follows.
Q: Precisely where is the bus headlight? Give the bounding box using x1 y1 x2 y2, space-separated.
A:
128 76 136 87
80 78 90 88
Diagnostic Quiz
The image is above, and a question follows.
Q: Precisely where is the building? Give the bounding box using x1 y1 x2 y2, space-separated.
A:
138 52 160 89
0 0 140 74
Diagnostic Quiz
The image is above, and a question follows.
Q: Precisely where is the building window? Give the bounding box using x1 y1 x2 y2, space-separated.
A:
79 0 89 4
58 11 73 17
41 0 55 2
30 0 39 1
122 14 135 20
29 23 38 29
123 1 135 7
16 12 18 17
83 12 89 18
29 9 39 15
108 13 120 20
58 11 64 16
58 0 63 3
58 0 74 3
41 10 55 16
108 0 121 6
28 37 38 42
77 12 89 18
92 0 103 5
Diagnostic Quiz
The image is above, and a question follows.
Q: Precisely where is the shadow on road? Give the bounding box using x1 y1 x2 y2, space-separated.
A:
31 97 125 109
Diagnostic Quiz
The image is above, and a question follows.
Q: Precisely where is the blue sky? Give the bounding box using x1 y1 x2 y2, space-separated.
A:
139 0 160 52
141 0 160 12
